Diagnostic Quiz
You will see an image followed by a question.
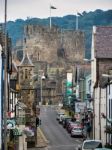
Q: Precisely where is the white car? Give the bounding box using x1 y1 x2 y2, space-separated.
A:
78 139 103 150
56 112 65 120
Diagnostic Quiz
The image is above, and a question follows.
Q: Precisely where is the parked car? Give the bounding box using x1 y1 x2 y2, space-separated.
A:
95 148 112 150
59 114 67 124
67 120 83 133
62 117 71 128
78 139 103 150
56 112 65 120
71 126 83 137
66 121 74 132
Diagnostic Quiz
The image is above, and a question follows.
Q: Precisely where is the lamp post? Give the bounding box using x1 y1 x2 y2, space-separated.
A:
40 75 45 105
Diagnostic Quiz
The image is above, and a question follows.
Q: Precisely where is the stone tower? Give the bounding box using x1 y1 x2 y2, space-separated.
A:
17 39 34 109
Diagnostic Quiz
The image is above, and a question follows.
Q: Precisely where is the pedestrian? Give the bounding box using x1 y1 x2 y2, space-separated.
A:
36 117 41 128
86 122 92 138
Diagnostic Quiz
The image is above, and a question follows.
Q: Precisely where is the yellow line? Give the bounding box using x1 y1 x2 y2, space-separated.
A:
38 127 49 144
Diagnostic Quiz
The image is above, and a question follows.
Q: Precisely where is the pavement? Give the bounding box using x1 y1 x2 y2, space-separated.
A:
28 127 49 150
36 127 49 148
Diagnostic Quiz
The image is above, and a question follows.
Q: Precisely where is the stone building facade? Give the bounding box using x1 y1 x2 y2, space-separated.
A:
24 25 85 65
17 49 34 109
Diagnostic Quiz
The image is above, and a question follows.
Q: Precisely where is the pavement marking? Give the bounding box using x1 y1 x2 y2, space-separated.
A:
47 144 77 148
38 127 49 144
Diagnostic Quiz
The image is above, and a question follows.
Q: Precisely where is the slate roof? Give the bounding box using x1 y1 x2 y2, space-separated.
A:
94 26 112 58
18 52 34 67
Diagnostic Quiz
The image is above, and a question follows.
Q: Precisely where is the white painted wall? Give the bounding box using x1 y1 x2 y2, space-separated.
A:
91 26 97 96
85 74 91 95
100 88 106 144
0 45 2 150
94 87 100 139
107 83 112 145
91 26 107 145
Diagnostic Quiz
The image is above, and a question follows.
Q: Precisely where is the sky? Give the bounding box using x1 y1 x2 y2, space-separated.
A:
0 0 112 22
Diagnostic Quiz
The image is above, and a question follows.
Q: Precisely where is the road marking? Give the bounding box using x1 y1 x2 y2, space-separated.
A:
47 144 78 148
38 127 49 144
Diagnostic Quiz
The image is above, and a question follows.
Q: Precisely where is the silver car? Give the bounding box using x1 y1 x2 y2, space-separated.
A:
78 140 103 150
71 126 83 137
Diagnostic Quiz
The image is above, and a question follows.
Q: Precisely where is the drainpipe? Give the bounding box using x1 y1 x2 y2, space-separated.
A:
93 87 95 139
99 87 101 140
106 86 107 143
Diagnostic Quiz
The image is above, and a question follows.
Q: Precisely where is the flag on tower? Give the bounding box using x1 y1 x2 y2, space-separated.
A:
50 5 57 9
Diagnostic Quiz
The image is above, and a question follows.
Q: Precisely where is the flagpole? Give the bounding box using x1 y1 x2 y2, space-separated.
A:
50 4 51 29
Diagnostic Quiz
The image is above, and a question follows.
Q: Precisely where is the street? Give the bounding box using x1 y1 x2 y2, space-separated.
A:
40 105 83 150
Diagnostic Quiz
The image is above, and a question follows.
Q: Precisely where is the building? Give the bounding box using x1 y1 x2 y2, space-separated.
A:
0 44 2 150
17 48 34 109
91 26 112 145
14 25 85 104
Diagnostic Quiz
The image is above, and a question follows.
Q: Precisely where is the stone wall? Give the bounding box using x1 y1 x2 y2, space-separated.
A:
24 25 85 66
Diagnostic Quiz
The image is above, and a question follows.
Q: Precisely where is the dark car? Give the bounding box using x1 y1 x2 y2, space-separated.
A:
62 117 71 128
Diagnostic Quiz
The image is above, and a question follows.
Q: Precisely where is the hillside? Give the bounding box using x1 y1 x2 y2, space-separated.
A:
5 9 112 58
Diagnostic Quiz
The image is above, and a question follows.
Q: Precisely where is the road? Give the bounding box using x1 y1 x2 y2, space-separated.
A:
40 105 83 150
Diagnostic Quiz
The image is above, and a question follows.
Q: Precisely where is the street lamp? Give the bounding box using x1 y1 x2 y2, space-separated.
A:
32 73 46 106
40 75 45 105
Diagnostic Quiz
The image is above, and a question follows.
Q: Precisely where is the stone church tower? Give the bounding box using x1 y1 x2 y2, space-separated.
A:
17 40 34 109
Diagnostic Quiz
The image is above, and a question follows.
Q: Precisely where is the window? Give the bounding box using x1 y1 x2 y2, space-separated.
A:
25 69 28 79
109 99 111 118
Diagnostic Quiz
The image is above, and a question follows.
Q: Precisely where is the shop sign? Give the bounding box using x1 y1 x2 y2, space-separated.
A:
75 102 86 113
7 119 15 129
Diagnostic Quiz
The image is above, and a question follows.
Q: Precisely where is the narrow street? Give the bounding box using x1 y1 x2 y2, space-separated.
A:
40 105 83 150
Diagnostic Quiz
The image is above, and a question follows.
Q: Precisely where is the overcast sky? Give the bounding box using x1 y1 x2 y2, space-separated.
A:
0 0 112 22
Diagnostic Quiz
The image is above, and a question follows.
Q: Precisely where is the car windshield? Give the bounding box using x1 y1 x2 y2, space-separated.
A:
83 141 102 149
73 128 82 131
